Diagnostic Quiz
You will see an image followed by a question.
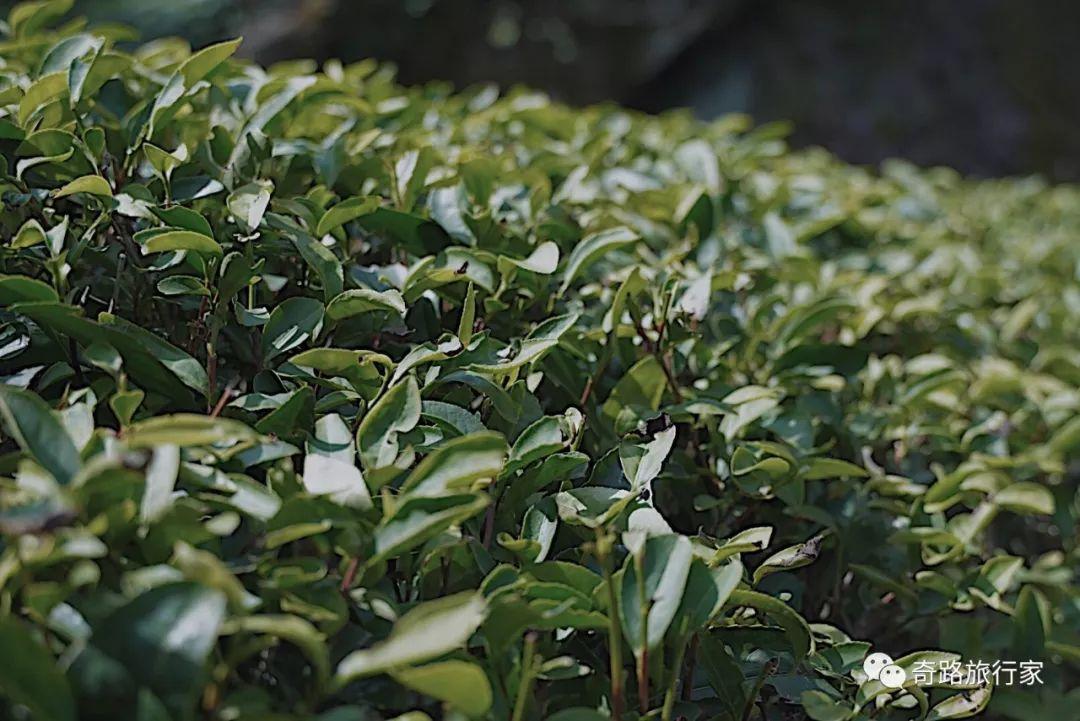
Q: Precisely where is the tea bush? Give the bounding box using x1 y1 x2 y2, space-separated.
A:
0 2 1078 720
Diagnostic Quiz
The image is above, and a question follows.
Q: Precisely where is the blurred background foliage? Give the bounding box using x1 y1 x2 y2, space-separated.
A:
6 0 1080 181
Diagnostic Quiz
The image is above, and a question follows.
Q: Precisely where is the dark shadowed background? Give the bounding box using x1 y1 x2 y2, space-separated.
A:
18 0 1080 180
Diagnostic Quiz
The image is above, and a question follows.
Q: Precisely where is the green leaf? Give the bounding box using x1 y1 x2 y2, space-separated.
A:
178 37 242 85
671 558 743 637
303 413 372 509
403 252 493 301
763 212 798 258
603 266 645 334
800 690 854 721
139 228 223 256
171 541 261 612
0 385 80 485
12 219 48 249
316 196 380 236
619 424 676 492
155 205 211 237
139 444 179 523
801 457 869 480
400 431 508 497
390 338 462 385
222 614 329 689
395 148 435 212
227 180 273 232
674 138 720 193
715 526 774 560
0 617 75 721
262 297 325 362
90 582 226 720
601 355 666 423
218 251 260 301
421 400 485 437
560 226 638 293
53 174 112 198
994 482 1055 515
289 232 343 300
390 660 493 717
335 592 487 681
505 241 560 274
925 686 991 720
356 376 421 472
124 414 258 448
504 415 568 476
109 388 144 426
10 0 74 38
457 282 477 345
255 386 314 438
325 288 406 320
1047 415 1080 457
555 487 635 529
719 386 781 441
726 589 813 661
16 147 74 182
19 71 67 125
374 493 488 561
157 275 210 297
99 312 210 397
469 313 578 374
753 535 823 585
619 534 693 655
0 274 58 304
73 72 113 114
289 347 391 399
775 296 854 346
506 498 558 562
1012 585 1050 659
143 143 186 182
13 303 201 404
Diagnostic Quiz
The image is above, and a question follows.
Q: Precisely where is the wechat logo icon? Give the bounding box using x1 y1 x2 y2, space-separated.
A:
863 652 907 689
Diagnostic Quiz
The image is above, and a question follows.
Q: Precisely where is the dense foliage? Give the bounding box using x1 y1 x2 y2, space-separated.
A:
0 2 1077 720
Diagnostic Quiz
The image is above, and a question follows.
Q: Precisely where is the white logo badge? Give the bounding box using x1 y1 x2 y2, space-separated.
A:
863 651 907 689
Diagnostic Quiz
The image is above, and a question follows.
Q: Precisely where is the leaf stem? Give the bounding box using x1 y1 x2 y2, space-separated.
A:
68 338 86 387
635 549 650 714
632 314 683 402
511 631 539 721
681 633 699 701
637 648 650 714
482 497 497 549
580 331 617 405
596 532 625 721
662 639 689 721
108 252 126 314
206 344 218 413
658 349 684 403
209 377 239 418
740 657 778 721
339 556 360 593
